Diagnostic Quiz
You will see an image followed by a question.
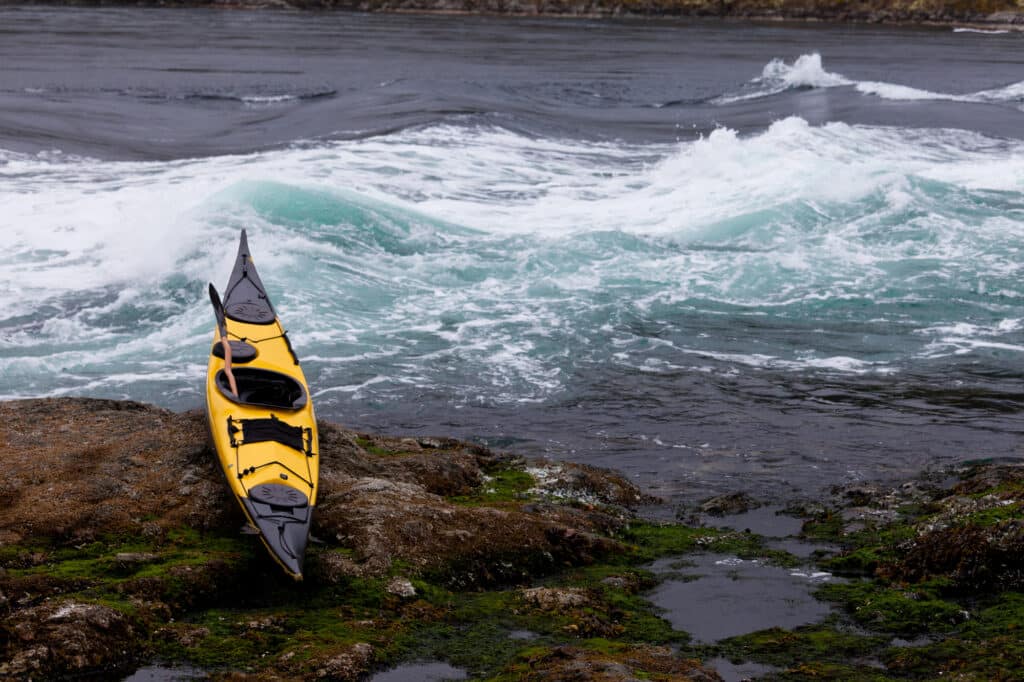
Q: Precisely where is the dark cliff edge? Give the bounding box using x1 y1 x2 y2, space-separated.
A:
1 0 1023 28
0 397 1022 680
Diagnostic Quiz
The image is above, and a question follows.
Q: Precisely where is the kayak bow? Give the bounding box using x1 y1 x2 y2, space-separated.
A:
205 230 318 580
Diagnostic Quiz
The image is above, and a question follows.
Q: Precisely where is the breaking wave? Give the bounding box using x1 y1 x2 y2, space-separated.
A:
714 52 1024 106
2 118 1023 409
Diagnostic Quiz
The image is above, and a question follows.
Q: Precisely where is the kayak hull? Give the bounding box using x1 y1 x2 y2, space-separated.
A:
205 231 318 580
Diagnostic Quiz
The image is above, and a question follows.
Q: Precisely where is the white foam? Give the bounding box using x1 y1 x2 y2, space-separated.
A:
761 52 852 89
915 315 1024 360
712 53 851 104
716 52 1024 106
855 81 970 102
3 117 1024 402
953 28 1011 34
241 94 299 105
312 375 393 398
974 80 1024 103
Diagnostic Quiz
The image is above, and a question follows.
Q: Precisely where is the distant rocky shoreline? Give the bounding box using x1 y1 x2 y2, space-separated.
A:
4 0 1024 28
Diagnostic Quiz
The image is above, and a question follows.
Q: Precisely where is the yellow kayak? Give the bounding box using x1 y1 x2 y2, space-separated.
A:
205 230 318 580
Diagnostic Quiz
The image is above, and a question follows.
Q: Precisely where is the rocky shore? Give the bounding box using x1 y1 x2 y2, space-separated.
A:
2 0 1023 27
0 397 1022 680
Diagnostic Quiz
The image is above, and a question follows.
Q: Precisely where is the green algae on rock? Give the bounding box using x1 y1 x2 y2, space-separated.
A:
4 397 1023 680
701 461 1024 680
0 398 721 680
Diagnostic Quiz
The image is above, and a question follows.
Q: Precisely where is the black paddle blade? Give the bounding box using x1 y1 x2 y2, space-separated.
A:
208 283 227 336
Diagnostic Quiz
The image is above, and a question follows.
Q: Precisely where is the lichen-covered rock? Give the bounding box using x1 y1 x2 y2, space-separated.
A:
526 461 658 508
953 461 1024 496
0 398 237 544
699 491 760 516
309 642 374 681
385 576 417 598
315 475 624 584
807 460 1024 594
510 644 723 681
884 519 1024 592
0 398 658 678
520 586 592 610
0 601 139 678
0 398 632 590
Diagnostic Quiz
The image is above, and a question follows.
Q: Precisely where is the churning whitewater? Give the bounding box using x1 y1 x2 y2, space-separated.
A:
2 7 1023 502
4 115 1023 401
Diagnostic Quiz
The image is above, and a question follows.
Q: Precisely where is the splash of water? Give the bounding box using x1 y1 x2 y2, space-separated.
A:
714 52 1024 106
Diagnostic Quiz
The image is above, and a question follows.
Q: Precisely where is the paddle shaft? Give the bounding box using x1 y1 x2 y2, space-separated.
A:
220 330 238 397
209 284 238 397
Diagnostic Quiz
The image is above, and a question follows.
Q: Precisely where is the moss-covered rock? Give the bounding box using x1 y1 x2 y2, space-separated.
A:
5 398 1023 679
0 398 713 679
882 592 1024 678
715 623 887 670
730 460 1024 680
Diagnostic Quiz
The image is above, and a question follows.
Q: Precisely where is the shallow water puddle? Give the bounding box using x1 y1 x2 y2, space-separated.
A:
647 554 835 643
705 656 782 682
509 629 539 640
369 661 468 681
701 505 836 558
122 665 205 681
700 506 805 537
765 536 836 559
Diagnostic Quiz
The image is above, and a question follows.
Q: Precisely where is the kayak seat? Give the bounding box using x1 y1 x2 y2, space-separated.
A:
212 340 258 363
216 368 308 410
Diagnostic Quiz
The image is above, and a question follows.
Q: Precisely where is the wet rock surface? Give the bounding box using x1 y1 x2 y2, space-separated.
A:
755 460 1024 678
0 398 232 545
0 398 688 679
0 600 139 679
1 398 1022 680
511 645 723 681
805 462 1024 592
698 492 761 517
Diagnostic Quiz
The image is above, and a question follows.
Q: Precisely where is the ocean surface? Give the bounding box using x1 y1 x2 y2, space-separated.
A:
2 7 1023 505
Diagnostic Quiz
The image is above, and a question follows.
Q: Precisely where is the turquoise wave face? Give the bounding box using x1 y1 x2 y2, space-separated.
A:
1 118 1023 413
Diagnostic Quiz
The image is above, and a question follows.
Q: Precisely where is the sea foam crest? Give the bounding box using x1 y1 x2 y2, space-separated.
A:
3 119 1024 404
713 53 851 103
953 27 1011 34
759 52 851 89
975 80 1024 103
716 52 1024 106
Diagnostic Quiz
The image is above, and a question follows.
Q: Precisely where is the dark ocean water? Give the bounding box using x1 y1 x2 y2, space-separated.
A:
2 7 1023 505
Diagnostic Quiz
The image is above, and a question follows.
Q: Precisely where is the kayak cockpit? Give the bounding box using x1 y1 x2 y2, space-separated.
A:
215 367 308 410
